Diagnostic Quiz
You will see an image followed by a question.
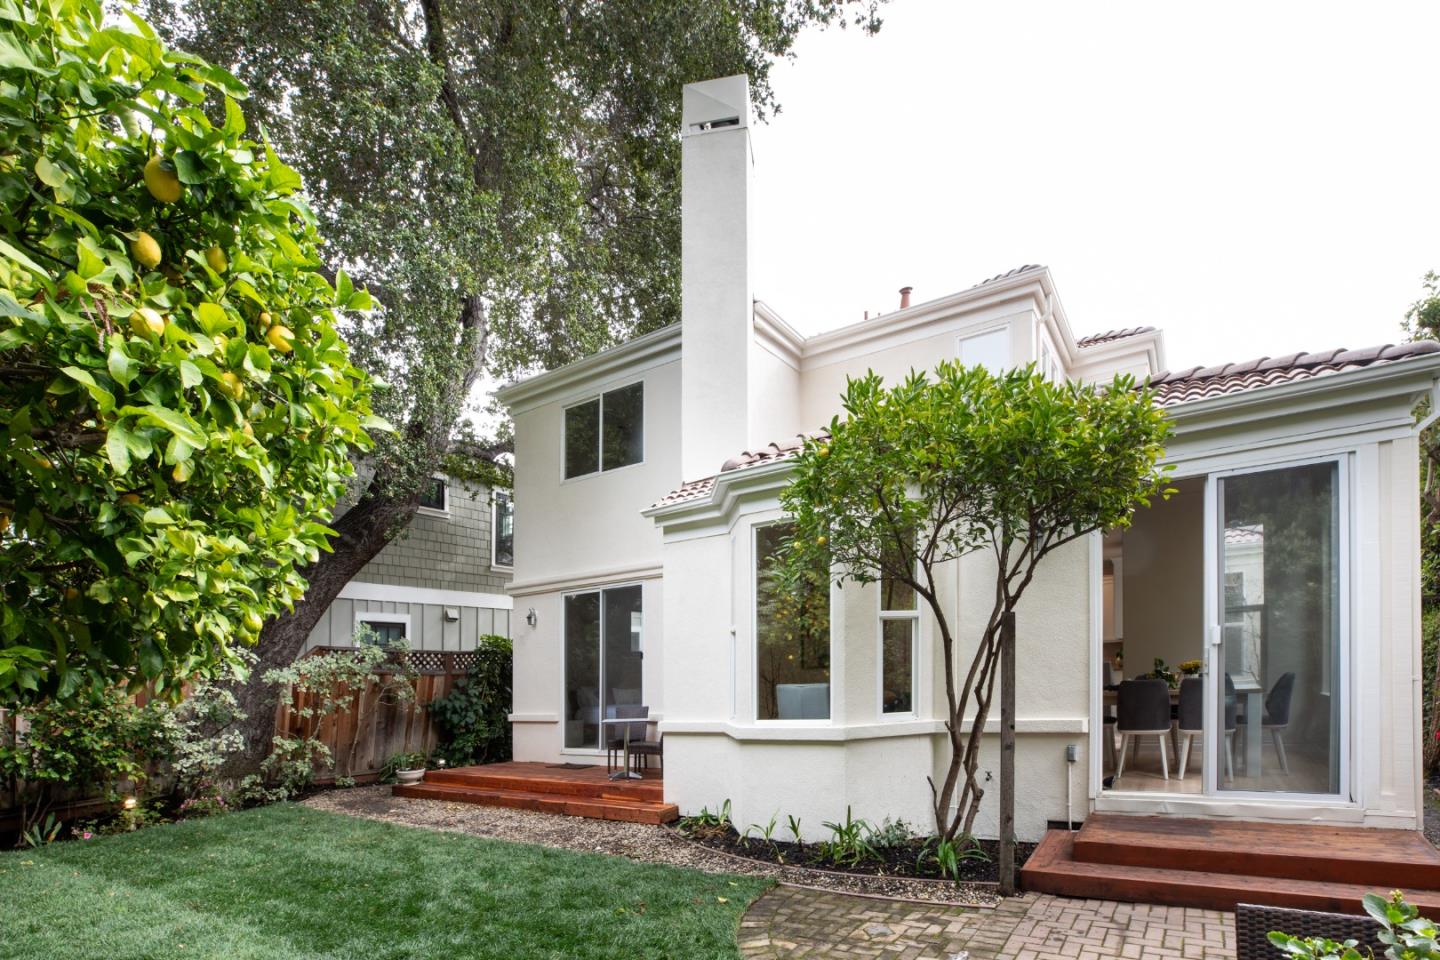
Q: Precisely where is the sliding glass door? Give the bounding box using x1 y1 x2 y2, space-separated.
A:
1212 460 1345 797
564 585 643 750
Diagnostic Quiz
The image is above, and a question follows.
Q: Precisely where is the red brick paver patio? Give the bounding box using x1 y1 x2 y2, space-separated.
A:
738 886 1235 960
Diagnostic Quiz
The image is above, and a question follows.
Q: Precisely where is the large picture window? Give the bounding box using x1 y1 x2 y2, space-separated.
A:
492 490 514 569
879 537 918 716
564 382 644 479
755 522 831 721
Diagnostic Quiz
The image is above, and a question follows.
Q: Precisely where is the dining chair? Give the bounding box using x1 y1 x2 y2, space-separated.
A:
1263 672 1296 776
605 704 649 774
1175 677 1236 780
1114 679 1172 780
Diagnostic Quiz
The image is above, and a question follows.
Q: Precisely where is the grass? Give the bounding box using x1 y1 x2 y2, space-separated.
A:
0 803 773 959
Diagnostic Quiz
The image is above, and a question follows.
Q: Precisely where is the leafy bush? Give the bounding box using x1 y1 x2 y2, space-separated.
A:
0 0 384 705
152 664 248 800
427 635 512 767
820 807 877 867
1269 890 1439 960
0 687 166 834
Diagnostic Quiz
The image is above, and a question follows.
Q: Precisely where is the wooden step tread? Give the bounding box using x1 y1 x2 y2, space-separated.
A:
1074 814 1440 889
425 770 663 802
392 781 679 825
1023 831 1440 916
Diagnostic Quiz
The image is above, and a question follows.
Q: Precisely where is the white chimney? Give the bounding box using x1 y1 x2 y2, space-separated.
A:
680 75 754 481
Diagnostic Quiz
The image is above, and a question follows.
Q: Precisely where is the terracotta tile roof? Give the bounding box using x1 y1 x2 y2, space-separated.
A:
1076 326 1157 348
971 264 1044 289
1148 341 1440 406
652 340 1440 511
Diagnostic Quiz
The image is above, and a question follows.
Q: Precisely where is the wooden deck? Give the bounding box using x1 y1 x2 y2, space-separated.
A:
1022 813 1440 915
392 761 677 825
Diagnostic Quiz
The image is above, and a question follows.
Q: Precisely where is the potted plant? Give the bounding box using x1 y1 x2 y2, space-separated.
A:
1179 659 1203 677
390 751 428 785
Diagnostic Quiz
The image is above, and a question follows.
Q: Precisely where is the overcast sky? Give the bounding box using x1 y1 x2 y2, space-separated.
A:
748 1 1440 372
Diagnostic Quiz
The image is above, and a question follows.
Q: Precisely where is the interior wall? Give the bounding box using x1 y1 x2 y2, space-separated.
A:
1120 477 1206 674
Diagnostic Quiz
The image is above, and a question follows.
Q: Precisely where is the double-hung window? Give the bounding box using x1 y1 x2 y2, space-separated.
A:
879 537 918 716
564 382 644 479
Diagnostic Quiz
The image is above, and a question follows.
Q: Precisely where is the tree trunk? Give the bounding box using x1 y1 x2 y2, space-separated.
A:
223 491 422 780
997 610 1017 896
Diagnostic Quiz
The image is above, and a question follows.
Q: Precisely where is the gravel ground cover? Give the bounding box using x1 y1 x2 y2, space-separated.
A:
305 786 999 906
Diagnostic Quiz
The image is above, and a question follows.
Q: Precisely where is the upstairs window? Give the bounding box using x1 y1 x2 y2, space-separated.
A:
418 476 447 512
493 491 514 569
564 382 644 479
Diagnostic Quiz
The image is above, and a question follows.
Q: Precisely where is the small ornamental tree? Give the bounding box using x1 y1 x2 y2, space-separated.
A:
780 361 1172 845
0 0 385 704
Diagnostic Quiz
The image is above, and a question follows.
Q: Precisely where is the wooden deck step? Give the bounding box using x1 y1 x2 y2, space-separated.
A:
1022 831 1440 916
392 780 679 825
1072 814 1440 890
424 769 663 803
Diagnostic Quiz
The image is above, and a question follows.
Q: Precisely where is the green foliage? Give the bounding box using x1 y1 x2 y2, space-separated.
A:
1269 890 1439 960
679 799 733 834
819 806 876 867
864 816 913 850
0 0 383 703
780 361 1172 838
0 687 166 833
19 812 62 848
785 813 804 846
916 834 990 882
379 750 427 782
427 634 512 767
153 671 247 798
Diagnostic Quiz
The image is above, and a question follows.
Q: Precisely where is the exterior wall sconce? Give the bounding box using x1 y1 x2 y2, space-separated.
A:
526 608 537 628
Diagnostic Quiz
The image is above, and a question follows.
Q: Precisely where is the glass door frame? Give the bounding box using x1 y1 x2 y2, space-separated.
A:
561 582 644 753
1201 453 1352 803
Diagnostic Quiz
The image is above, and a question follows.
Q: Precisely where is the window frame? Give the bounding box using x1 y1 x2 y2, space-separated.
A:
491 489 514 571
416 475 449 517
751 519 833 725
877 548 920 720
561 380 646 482
354 611 410 646
560 581 645 753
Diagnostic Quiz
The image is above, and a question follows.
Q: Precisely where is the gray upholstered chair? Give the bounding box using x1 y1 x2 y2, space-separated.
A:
605 704 649 774
1175 677 1236 780
1115 679 1172 780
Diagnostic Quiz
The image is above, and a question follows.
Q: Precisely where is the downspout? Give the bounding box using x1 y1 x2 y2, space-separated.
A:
1415 380 1440 434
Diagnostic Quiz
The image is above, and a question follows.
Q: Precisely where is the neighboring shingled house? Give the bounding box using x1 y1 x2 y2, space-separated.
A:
303 457 514 653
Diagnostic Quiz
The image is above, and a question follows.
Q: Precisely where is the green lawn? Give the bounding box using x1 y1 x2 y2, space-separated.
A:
0 804 772 959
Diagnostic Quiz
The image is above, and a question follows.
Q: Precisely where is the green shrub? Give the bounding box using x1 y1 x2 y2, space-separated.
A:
427 635 512 767
1268 890 1440 959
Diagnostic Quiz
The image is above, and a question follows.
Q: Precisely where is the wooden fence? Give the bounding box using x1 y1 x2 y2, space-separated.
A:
274 647 476 784
1 646 478 824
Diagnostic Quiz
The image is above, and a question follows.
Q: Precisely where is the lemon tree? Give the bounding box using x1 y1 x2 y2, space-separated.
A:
0 0 385 704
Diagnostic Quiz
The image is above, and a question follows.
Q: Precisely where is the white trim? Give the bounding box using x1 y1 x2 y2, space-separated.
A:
507 562 663 598
491 489 514 571
495 324 679 414
337 581 513 610
877 551 920 721
660 717 1086 741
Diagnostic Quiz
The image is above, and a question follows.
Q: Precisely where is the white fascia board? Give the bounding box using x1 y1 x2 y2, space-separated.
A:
338 581 513 610
659 716 1085 742
494 324 681 415
798 268 1051 370
753 300 804 369
506 562 663 598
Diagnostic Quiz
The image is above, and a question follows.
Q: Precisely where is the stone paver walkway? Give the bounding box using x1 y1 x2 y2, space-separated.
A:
739 886 1235 960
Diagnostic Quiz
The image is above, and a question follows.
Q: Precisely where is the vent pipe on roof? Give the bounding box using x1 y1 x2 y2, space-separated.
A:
899 286 913 310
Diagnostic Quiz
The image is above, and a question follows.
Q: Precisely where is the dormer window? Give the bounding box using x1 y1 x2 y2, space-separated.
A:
564 382 644 479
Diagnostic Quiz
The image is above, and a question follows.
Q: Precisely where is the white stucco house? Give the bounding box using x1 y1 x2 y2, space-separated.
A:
495 75 1440 844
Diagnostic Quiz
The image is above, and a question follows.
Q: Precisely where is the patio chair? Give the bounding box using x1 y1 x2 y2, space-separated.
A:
1175 677 1236 780
604 704 649 774
1234 903 1383 960
629 730 663 774
1114 679 1172 780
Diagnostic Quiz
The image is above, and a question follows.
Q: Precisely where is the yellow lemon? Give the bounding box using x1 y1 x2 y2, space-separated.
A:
243 611 264 632
129 306 165 338
218 371 244 401
205 245 228 274
63 587 80 602
171 461 192 482
143 156 182 204
258 311 272 329
816 535 828 547
266 324 295 353
119 493 141 506
130 231 162 269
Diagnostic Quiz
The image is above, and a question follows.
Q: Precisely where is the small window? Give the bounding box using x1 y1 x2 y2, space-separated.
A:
564 382 644 479
493 490 514 569
957 327 1010 373
755 522 831 721
879 535 918 716
357 617 407 645
418 476 447 512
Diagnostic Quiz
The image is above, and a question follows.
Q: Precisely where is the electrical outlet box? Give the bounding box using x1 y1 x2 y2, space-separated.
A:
1065 743 1078 763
